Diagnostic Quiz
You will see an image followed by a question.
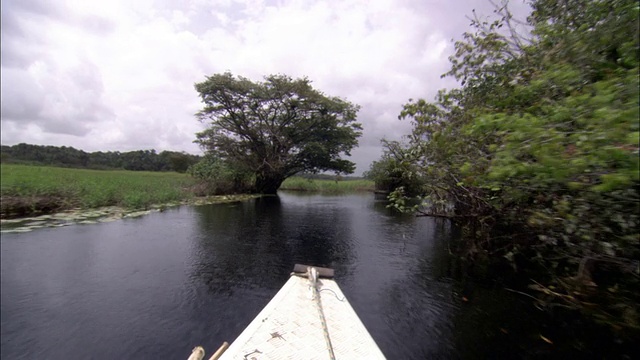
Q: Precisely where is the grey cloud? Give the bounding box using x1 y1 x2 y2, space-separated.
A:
0 0 52 68
43 61 114 136
147 0 242 35
76 14 116 35
0 37 42 69
1 0 114 70
68 61 104 92
39 119 92 137
1 3 24 39
0 68 45 120
2 0 116 139
1 0 114 47
6 0 61 16
104 113 200 154
2 59 114 137
1 0 64 41
415 0 532 43
1 0 62 28
350 145 385 174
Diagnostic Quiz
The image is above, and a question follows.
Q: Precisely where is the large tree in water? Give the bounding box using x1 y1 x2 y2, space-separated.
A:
194 72 362 194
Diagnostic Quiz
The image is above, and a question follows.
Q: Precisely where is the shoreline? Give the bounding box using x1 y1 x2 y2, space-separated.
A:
0 194 260 234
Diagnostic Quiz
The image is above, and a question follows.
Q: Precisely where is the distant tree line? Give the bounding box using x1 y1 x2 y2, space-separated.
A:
0 143 201 173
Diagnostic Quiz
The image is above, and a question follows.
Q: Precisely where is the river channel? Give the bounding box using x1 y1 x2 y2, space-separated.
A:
2 192 554 359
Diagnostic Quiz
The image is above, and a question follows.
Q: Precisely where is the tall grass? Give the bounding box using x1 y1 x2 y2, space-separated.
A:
1 164 197 215
280 176 374 193
0 165 374 218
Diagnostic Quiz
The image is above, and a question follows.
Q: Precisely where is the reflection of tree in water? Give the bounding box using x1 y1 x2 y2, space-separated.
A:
190 195 356 296
282 204 355 269
190 196 284 295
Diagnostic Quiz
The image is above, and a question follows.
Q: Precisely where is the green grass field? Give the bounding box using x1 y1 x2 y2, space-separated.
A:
1 164 197 217
280 176 374 192
0 165 374 218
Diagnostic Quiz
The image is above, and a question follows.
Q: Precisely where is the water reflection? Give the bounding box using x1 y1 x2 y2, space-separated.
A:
189 195 357 294
354 215 459 359
1 192 479 359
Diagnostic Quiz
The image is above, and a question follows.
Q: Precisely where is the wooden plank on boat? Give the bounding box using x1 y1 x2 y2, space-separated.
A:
218 267 386 359
187 346 205 360
292 263 334 278
209 342 229 360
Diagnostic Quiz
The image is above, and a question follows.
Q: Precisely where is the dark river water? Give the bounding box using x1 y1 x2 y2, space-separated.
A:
2 192 556 359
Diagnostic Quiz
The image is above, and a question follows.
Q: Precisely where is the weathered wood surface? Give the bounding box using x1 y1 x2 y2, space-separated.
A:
292 263 335 278
218 268 386 359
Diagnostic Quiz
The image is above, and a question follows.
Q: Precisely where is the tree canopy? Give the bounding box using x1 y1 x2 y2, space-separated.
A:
374 0 639 333
194 72 362 194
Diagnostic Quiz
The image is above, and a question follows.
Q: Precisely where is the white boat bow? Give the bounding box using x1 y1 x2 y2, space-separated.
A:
190 264 386 360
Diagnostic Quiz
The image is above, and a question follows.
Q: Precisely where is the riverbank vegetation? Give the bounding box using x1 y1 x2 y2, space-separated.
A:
280 177 374 193
0 164 197 218
369 0 639 345
0 163 373 219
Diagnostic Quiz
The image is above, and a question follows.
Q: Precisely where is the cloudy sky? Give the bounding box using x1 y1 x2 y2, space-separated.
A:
1 0 531 174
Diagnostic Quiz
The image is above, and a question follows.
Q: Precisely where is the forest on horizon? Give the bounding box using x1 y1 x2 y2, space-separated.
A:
0 143 201 173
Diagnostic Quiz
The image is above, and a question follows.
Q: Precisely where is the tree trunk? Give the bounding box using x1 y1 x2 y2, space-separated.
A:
254 173 284 194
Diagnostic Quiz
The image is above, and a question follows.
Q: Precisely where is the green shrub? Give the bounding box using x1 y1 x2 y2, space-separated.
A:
187 155 253 194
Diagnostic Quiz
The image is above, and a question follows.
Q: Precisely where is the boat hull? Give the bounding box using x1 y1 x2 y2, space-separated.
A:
219 274 386 359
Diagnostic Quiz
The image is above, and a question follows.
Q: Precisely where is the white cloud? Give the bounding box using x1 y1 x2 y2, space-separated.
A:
1 0 532 174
